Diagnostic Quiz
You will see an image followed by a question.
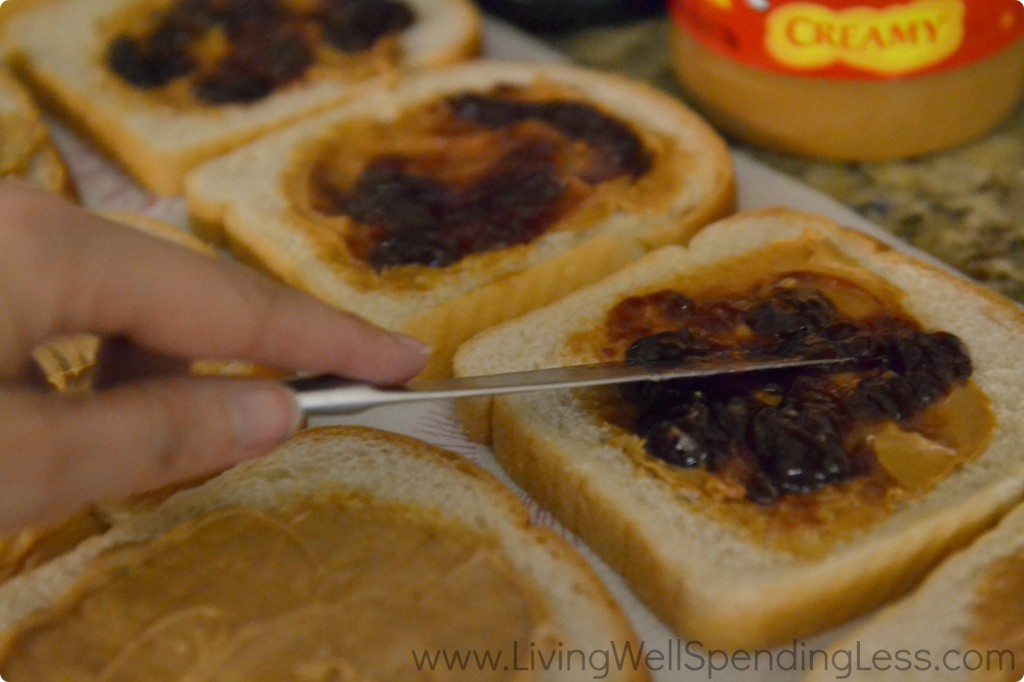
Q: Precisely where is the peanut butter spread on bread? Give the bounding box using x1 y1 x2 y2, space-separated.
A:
570 234 995 559
0 509 112 585
284 83 687 288
0 493 557 680
967 550 1024 682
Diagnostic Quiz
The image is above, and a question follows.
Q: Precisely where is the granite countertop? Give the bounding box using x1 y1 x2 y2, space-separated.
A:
543 18 1024 302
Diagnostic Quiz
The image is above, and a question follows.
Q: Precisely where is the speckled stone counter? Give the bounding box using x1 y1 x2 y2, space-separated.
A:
543 18 1024 302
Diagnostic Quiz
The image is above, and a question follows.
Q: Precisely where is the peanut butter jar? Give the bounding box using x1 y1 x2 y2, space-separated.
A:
669 0 1024 160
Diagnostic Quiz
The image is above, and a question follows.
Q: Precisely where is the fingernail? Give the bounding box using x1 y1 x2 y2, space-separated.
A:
392 332 432 357
229 383 303 452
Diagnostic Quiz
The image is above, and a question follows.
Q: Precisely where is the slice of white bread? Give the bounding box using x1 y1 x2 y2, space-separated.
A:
802 500 1024 682
0 63 70 195
1 0 480 196
452 207 1024 650
0 426 648 681
185 60 735 378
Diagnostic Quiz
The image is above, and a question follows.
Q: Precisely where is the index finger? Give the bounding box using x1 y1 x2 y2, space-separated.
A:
0 182 429 384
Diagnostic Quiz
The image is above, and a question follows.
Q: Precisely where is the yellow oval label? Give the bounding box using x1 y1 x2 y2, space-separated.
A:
764 0 966 75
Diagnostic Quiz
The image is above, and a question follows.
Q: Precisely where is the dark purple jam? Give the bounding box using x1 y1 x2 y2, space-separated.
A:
309 91 653 270
106 0 414 104
608 283 972 505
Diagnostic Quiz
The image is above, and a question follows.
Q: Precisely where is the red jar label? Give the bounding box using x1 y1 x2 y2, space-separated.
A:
670 0 1024 80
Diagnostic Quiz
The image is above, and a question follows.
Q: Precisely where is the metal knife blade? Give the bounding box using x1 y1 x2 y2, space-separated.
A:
286 355 849 416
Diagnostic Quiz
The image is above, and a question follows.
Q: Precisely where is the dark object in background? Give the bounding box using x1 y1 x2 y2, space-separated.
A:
476 0 665 33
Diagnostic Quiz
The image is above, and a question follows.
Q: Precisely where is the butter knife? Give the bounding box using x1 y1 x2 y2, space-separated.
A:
285 355 847 416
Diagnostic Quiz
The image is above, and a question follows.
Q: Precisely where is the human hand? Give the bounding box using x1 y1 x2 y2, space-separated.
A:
0 182 430 531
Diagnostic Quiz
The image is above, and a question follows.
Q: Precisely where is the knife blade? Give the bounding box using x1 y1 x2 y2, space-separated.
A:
285 354 849 416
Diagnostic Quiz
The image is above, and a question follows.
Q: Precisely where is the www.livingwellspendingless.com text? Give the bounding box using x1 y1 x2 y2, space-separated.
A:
411 639 1018 680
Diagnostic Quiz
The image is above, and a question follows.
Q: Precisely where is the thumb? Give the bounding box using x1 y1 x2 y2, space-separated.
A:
0 378 301 531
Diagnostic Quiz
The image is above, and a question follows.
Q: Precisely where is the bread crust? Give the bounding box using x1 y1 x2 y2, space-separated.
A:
1 0 481 196
454 207 1024 650
185 60 734 378
0 426 649 681
804 500 1024 681
0 63 71 195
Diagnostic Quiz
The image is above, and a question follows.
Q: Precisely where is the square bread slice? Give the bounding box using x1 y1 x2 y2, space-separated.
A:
453 207 1024 650
1 0 480 195
0 426 648 681
804 500 1024 681
185 60 735 378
